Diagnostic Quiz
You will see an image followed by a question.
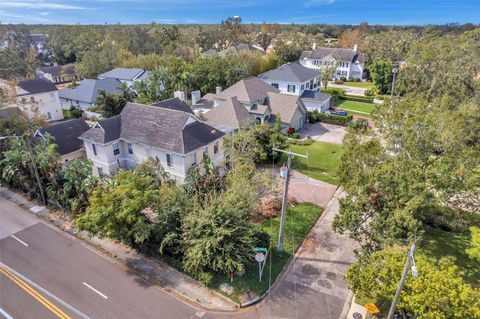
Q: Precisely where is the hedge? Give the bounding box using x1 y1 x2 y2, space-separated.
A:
308 111 353 126
339 95 374 103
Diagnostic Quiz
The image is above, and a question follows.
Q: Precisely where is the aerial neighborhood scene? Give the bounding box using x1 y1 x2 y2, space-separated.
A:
1 0 480 318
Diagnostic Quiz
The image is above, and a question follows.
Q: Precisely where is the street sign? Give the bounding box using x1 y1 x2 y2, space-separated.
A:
364 303 380 315
253 247 267 253
254 250 268 283
255 253 265 263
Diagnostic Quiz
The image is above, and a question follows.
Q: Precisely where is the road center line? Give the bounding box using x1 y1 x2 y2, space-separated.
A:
10 235 28 247
0 307 14 319
82 282 108 299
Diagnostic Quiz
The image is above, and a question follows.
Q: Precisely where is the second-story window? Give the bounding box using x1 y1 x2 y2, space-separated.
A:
113 143 120 156
214 142 219 154
287 85 295 93
92 143 97 156
166 153 172 167
127 143 133 155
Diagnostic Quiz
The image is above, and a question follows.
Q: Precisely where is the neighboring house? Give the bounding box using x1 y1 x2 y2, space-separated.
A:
258 61 321 96
79 102 225 183
300 91 331 112
204 96 257 130
15 79 64 121
98 67 151 88
0 106 25 121
33 118 90 163
58 78 122 110
266 92 308 132
191 92 216 114
202 77 307 132
202 44 265 57
151 97 193 114
36 65 78 84
300 44 366 80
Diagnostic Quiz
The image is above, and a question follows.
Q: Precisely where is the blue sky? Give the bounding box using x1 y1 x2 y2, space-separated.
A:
1 0 479 25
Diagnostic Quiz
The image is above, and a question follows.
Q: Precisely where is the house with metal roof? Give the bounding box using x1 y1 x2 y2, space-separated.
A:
79 102 225 182
15 79 64 121
300 44 366 80
34 118 91 163
58 78 123 110
98 67 151 88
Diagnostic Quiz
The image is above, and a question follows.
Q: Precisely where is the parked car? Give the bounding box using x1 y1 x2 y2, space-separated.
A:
331 110 348 116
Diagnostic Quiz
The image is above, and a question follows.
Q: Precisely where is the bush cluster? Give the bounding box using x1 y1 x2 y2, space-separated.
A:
308 110 353 126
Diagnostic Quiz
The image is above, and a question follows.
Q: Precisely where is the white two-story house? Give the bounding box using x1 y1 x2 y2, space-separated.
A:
300 44 366 81
258 62 321 96
15 79 64 121
79 101 225 183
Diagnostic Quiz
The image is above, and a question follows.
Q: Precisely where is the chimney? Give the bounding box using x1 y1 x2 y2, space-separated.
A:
353 44 358 52
173 90 185 101
191 90 201 105
216 86 222 94
312 42 316 50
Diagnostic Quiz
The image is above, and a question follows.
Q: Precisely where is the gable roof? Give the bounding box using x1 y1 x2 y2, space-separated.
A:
80 103 224 154
37 65 76 77
17 79 57 95
300 47 365 64
267 92 305 124
205 97 257 129
58 78 122 104
0 106 25 120
259 62 320 83
214 77 280 103
98 67 150 81
37 118 90 155
151 97 193 114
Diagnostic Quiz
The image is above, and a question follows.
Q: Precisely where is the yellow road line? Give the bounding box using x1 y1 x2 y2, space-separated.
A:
0 266 72 319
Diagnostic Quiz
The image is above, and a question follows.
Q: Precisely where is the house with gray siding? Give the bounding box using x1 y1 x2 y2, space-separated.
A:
58 78 123 110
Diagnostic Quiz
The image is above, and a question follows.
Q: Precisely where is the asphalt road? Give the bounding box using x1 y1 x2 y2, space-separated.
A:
0 198 202 319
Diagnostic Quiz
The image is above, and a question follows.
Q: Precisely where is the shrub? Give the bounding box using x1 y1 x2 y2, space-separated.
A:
364 89 375 97
308 112 318 123
349 119 369 132
354 78 361 82
310 111 353 126
340 76 347 81
339 95 374 103
321 88 346 97
288 137 314 146
253 230 271 249
287 127 295 135
334 80 344 84
290 132 300 139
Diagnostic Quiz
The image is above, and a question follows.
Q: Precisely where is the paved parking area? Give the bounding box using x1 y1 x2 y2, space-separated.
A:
298 123 346 145
288 170 337 208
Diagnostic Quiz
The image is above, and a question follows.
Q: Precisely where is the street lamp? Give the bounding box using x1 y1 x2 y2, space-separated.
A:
0 135 47 205
391 67 398 97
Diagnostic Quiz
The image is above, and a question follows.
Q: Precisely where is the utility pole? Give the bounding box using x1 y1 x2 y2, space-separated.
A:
273 147 308 252
387 240 417 319
1 135 46 205
391 67 398 98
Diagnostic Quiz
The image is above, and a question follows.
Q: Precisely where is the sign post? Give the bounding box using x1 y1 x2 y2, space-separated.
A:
253 248 268 283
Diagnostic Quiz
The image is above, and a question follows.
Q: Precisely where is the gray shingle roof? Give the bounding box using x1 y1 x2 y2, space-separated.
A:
80 103 224 154
37 118 90 155
300 90 331 102
300 47 365 64
59 79 122 104
205 97 257 129
214 77 280 103
98 68 149 81
17 79 57 95
151 97 193 114
0 107 24 120
37 65 75 77
258 62 320 83
267 92 305 124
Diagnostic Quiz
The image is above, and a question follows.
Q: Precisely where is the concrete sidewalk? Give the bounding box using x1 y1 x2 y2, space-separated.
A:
0 184 238 312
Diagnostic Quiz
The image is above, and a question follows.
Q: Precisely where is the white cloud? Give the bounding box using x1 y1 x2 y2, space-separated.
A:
0 1 86 10
303 0 336 8
39 12 50 16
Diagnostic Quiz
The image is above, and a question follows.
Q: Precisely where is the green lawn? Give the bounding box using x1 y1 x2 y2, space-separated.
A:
420 228 480 287
210 203 323 302
341 81 375 89
335 100 375 117
279 141 343 185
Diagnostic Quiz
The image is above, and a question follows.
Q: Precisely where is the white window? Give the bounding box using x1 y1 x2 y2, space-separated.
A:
49 93 55 101
301 84 304 91
47 112 52 120
92 143 97 156
127 143 133 155
203 147 208 158
166 153 172 167
287 85 295 93
214 142 219 154
113 143 120 156
271 83 279 89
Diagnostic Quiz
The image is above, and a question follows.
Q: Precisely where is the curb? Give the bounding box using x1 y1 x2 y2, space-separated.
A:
0 185 238 312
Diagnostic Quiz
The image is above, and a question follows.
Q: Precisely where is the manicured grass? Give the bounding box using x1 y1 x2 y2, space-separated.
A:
335 100 375 117
341 81 375 89
420 227 480 287
280 141 343 185
210 203 323 302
